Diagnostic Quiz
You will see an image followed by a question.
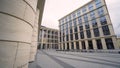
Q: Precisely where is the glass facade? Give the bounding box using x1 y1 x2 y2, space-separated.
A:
59 0 117 50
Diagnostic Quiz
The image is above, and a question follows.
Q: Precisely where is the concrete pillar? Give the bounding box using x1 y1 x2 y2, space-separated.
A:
101 38 107 50
0 0 45 68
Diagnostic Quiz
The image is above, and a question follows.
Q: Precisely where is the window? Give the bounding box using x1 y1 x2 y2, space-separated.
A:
78 16 82 25
90 11 95 19
80 31 84 39
84 14 88 22
70 34 73 40
82 7 87 13
96 39 103 49
73 19 77 26
66 35 69 41
86 30 91 38
77 9 81 16
93 28 100 37
67 43 69 50
72 12 76 19
75 33 78 40
70 28 73 34
102 25 110 35
88 40 93 49
85 23 90 29
76 42 79 49
71 42 74 49
95 0 102 8
69 21 72 27
82 41 86 49
92 20 98 27
105 38 114 49
88 3 94 11
69 15 71 20
74 27 78 33
100 16 107 25
98 7 104 16
79 26 83 31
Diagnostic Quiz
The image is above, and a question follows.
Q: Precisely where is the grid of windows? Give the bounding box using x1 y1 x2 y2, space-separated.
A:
59 0 116 50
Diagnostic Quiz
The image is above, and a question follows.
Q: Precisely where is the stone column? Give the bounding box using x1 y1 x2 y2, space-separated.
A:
0 0 45 68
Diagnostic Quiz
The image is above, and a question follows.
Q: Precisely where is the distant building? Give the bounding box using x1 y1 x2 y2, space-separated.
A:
38 26 59 49
59 0 119 50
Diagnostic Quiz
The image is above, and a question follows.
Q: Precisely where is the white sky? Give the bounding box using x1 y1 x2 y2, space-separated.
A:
41 0 120 36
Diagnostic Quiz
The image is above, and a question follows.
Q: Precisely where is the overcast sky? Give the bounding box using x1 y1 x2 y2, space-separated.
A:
41 0 120 36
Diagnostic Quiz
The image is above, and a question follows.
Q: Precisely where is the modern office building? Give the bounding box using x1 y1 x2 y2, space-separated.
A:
0 0 45 68
38 26 59 49
59 0 119 50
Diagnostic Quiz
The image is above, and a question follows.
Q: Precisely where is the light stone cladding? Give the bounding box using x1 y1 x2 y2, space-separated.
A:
0 0 45 68
38 26 59 49
59 0 119 50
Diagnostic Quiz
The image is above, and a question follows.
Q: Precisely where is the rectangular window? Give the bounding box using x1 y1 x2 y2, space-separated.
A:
76 42 79 49
93 28 100 37
105 38 114 49
69 21 72 27
74 27 78 33
79 26 83 31
73 19 77 26
90 11 95 19
84 14 88 22
82 7 87 13
100 16 107 25
75 33 78 40
71 42 74 49
80 31 84 39
86 30 91 38
85 23 90 29
72 13 76 19
70 28 73 34
78 16 82 25
88 3 94 11
70 34 73 40
82 41 86 49
66 35 69 41
98 7 104 16
92 20 98 27
77 9 81 16
88 40 93 49
96 39 103 49
102 25 110 35
95 0 102 8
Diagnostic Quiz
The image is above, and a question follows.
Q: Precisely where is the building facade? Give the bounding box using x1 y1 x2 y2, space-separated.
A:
38 26 58 49
117 38 120 49
0 0 45 68
59 0 119 50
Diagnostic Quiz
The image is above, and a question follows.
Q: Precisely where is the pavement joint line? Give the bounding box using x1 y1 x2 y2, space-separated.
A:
41 50 75 68
56 52 120 64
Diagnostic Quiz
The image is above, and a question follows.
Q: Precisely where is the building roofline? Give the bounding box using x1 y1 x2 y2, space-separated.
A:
58 0 94 21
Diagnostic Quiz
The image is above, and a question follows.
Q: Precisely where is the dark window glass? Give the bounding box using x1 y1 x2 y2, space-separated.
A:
88 4 93 11
82 41 86 49
88 40 93 49
105 38 114 49
70 34 73 40
90 11 95 19
93 28 100 37
75 33 78 40
77 9 81 16
71 42 74 49
82 7 87 13
73 19 77 26
102 25 110 35
80 31 84 39
70 28 73 34
76 42 79 49
79 26 83 31
86 30 91 38
66 35 69 41
100 16 107 25
74 27 78 33
67 43 69 50
69 21 72 27
96 39 103 49
95 0 102 8
98 7 104 16
92 20 98 27
78 16 82 25
85 23 90 29
84 14 88 22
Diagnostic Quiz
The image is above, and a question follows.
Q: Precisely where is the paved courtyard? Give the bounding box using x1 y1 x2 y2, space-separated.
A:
29 50 120 68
